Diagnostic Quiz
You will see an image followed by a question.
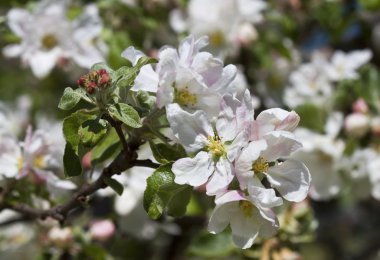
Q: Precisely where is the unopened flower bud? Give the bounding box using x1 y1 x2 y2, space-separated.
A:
352 98 368 114
345 113 370 137
48 227 73 248
77 76 86 87
99 73 110 86
90 220 115 241
371 117 380 136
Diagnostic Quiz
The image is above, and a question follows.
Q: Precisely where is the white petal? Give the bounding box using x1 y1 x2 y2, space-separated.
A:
230 208 260 249
247 177 283 208
131 65 159 92
191 52 223 86
121 46 145 66
215 190 246 205
172 151 214 187
166 104 212 152
29 49 61 78
2 44 23 58
206 158 234 196
262 131 302 161
266 159 311 202
208 202 234 234
210 65 237 93
257 108 300 132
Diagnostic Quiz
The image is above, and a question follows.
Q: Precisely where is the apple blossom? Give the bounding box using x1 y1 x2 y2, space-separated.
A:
167 96 247 195
208 190 279 249
3 0 106 78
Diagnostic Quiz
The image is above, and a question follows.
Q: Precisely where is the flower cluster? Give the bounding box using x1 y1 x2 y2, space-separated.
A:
3 0 106 78
77 69 111 95
129 36 311 248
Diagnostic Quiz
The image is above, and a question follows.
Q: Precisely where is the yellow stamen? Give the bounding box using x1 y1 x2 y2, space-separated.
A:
252 156 269 173
17 157 24 171
206 136 226 159
33 155 45 169
175 88 197 106
41 34 58 49
209 31 225 47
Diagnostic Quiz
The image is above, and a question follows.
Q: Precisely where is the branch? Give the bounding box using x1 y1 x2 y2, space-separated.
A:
102 113 129 154
134 159 160 169
2 134 140 223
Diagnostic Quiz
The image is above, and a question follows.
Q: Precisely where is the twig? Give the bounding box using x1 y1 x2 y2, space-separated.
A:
134 159 160 169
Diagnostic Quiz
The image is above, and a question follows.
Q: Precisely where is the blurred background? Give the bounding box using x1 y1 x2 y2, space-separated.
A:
1 0 380 259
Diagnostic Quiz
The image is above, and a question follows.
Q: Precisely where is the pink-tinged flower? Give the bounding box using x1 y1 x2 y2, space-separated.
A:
352 98 369 114
249 108 300 141
235 131 310 202
168 95 248 195
3 1 106 78
0 126 75 192
90 220 116 241
208 190 280 249
123 35 237 118
325 49 372 81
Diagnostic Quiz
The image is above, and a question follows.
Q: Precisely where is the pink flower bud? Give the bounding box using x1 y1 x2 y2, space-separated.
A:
352 98 368 114
90 220 115 241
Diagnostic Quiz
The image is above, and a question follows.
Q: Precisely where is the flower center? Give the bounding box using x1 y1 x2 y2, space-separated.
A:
41 34 58 49
252 156 269 173
239 200 253 218
209 31 225 47
17 157 24 171
206 136 226 160
33 155 45 169
174 88 197 106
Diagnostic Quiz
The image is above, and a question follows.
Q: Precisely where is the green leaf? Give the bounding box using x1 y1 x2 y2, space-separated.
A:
295 104 327 133
91 62 114 73
63 143 82 177
187 230 235 258
108 103 142 128
58 87 82 110
91 128 121 165
104 176 124 196
78 118 108 147
149 141 187 164
63 110 96 152
114 56 158 88
143 164 192 219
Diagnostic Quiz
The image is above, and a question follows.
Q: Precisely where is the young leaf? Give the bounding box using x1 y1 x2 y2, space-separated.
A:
58 87 82 110
104 176 124 196
63 143 82 177
91 128 121 166
149 141 187 164
108 103 142 128
143 164 192 219
78 118 108 147
63 110 97 152
91 62 114 73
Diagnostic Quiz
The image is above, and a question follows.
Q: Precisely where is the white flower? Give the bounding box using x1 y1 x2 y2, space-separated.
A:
168 96 248 195
325 49 372 81
170 0 267 58
284 52 333 108
208 190 279 249
293 128 345 200
3 1 106 78
0 96 31 138
344 113 370 137
0 126 75 192
235 132 310 202
123 35 237 118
